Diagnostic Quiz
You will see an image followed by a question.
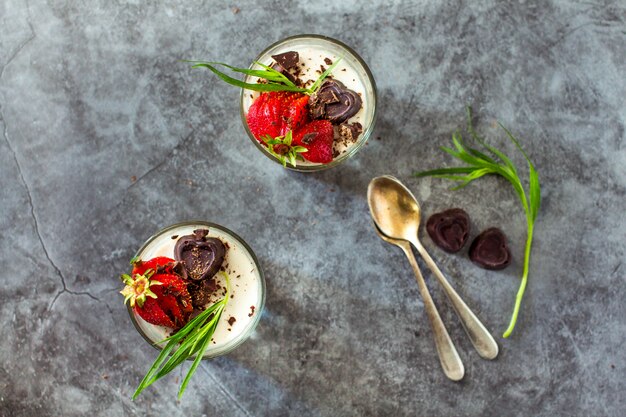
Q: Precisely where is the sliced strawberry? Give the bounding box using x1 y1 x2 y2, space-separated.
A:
132 256 175 276
247 92 283 140
246 91 309 142
293 120 335 163
131 272 193 329
157 294 186 328
135 297 176 328
282 93 309 133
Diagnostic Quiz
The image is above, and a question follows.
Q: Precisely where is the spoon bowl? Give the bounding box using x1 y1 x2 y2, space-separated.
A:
367 175 422 241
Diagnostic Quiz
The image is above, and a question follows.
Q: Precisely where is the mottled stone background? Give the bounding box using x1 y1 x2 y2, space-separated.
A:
1 0 624 416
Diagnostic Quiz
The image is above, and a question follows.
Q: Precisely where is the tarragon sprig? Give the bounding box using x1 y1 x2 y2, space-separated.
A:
187 58 341 95
132 271 231 400
261 130 308 168
414 107 541 338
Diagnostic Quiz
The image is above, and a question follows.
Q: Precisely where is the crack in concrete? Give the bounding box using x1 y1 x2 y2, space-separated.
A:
0 110 101 312
199 365 254 417
126 127 197 192
0 0 36 81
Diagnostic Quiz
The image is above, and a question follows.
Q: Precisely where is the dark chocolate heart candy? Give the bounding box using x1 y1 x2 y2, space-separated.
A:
426 208 470 253
469 228 511 270
174 229 226 280
308 79 362 124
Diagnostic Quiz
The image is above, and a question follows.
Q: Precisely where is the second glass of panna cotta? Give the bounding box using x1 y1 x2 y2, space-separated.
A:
128 221 265 359
240 34 377 171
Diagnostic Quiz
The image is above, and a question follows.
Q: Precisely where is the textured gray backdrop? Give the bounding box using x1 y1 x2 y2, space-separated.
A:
1 0 624 416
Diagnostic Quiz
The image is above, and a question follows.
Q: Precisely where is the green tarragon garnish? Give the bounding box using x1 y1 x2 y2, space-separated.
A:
414 107 541 338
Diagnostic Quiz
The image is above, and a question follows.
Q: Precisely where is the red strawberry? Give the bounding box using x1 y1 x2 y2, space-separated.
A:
132 256 175 276
122 269 193 329
293 120 335 163
135 296 176 329
246 91 309 141
282 94 309 132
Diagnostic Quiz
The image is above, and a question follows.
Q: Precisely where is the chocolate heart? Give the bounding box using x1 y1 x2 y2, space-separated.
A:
174 229 226 280
469 228 511 270
308 79 362 124
426 208 470 253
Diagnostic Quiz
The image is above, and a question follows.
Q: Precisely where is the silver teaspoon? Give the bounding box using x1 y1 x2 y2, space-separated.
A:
373 223 464 381
367 175 499 360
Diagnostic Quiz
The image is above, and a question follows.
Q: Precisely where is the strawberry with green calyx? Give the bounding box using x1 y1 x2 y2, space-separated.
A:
120 270 162 308
121 256 194 329
261 130 308 168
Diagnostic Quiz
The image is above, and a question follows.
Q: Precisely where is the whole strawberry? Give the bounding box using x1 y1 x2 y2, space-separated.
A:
293 120 334 163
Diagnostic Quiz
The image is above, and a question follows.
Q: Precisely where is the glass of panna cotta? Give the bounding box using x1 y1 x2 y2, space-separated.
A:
240 34 377 171
128 221 265 359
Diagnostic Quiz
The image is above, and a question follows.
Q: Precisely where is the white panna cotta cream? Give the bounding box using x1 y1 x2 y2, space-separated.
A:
129 222 265 358
240 35 377 171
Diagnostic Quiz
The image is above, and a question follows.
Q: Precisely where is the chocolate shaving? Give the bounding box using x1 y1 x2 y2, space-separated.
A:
270 62 297 84
271 51 299 70
301 132 318 145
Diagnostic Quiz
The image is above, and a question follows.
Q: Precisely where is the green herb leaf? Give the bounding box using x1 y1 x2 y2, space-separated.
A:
188 56 342 95
188 62 308 93
261 131 308 168
132 272 231 399
307 57 342 94
414 107 541 338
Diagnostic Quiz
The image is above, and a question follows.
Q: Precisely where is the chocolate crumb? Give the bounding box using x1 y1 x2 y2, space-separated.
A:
248 305 256 317
130 175 137 182
324 57 333 65
228 316 236 326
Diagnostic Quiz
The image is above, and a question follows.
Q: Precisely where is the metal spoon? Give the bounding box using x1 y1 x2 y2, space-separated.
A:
367 175 499 360
373 224 464 381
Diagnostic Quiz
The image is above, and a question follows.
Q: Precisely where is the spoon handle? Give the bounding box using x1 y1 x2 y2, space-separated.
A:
398 241 464 381
412 241 499 360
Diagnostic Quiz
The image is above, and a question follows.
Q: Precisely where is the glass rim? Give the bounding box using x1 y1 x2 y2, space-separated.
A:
239 34 378 172
127 220 266 360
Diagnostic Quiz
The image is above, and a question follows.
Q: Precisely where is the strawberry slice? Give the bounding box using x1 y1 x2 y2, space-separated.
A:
246 91 309 142
135 297 176 329
293 120 334 163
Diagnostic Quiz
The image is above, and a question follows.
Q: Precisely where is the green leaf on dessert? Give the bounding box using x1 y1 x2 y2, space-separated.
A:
131 272 231 400
188 61 309 93
261 131 308 168
188 56 343 95
307 57 342 94
414 106 541 338
129 256 139 265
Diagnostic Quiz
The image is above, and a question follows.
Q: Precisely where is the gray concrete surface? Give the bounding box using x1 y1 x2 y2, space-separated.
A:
1 0 624 416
